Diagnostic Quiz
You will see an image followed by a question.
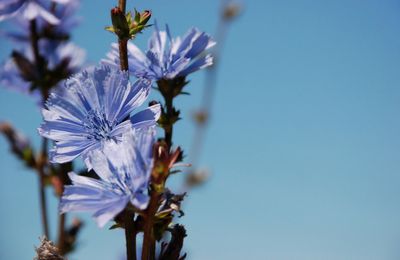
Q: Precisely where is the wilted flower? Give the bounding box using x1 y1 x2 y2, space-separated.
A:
0 0 71 25
38 65 160 164
60 128 155 227
103 24 215 80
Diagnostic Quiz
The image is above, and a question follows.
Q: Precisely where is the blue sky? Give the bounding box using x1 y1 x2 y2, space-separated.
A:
1 0 400 259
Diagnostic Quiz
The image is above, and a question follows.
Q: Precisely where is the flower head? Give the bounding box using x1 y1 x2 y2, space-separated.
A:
103 24 215 80
60 128 155 227
38 65 160 164
0 0 71 25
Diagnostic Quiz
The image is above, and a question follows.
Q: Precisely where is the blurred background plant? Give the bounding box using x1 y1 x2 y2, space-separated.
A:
2 0 400 260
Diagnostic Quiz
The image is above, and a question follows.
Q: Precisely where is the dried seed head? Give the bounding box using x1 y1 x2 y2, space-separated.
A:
34 237 65 260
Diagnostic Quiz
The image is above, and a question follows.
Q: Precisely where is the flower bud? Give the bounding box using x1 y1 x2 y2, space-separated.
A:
110 7 129 39
140 10 152 25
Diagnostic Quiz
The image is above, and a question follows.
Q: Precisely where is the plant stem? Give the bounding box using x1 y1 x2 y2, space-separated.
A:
124 211 137 260
118 0 129 71
29 19 41 65
119 39 129 71
189 0 234 173
114 1 136 259
56 162 72 254
30 19 50 238
142 80 177 259
141 192 160 260
164 94 174 149
119 0 127 13
57 212 66 254
37 138 50 238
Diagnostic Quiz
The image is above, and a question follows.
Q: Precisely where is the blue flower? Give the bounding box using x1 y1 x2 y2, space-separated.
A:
0 0 71 25
60 128 155 227
102 24 215 80
38 66 160 164
2 0 81 43
0 42 86 104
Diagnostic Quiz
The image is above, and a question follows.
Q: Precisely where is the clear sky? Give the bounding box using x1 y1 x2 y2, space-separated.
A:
1 0 400 259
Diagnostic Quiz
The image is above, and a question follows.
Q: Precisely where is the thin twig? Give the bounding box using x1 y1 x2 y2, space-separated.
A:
37 138 50 238
189 0 238 172
30 18 50 238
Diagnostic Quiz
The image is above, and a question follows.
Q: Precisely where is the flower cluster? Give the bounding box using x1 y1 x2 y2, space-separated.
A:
0 0 85 104
40 24 215 227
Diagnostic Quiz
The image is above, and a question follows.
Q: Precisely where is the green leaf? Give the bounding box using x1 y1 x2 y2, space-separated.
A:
109 223 123 230
105 26 115 33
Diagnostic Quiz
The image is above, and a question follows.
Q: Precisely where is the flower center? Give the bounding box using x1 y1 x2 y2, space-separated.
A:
83 110 116 141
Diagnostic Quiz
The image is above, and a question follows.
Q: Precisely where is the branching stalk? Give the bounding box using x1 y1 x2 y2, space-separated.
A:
30 18 50 238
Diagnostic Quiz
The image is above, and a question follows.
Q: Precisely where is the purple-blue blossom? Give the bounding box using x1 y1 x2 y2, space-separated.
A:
60 128 155 227
0 0 71 25
102 24 216 80
0 42 85 103
2 0 80 43
38 65 161 164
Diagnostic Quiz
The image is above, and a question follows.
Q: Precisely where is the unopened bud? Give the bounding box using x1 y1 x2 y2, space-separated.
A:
140 10 152 25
